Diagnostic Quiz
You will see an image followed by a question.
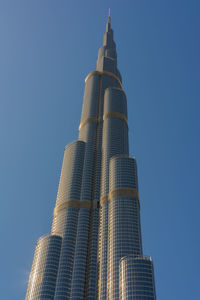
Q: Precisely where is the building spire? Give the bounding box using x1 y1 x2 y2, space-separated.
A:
106 9 111 32
96 13 122 82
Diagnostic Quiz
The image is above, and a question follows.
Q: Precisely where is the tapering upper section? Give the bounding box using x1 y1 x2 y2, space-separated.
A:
96 15 122 82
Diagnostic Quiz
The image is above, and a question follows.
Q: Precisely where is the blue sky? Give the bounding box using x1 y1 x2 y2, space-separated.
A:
1 0 200 299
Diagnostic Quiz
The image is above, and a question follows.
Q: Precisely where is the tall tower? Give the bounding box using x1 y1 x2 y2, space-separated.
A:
26 15 156 300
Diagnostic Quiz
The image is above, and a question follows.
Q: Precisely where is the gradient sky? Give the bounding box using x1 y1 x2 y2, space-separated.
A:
1 0 200 299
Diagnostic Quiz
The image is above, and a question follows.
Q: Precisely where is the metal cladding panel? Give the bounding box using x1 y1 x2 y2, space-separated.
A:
85 208 99 299
97 56 116 74
52 207 75 240
110 155 138 191
101 118 129 198
72 93 99 298
70 208 90 299
55 141 85 206
92 144 102 202
104 87 127 116
106 48 117 60
101 74 121 95
80 74 100 123
98 201 109 300
79 120 97 144
98 46 117 61
101 88 129 197
51 140 85 236
52 141 85 299
25 235 62 300
92 73 123 200
101 87 128 197
77 72 124 300
79 123 97 201
98 88 129 300
103 30 114 47
107 156 142 300
54 207 79 300
119 256 156 300
107 197 142 300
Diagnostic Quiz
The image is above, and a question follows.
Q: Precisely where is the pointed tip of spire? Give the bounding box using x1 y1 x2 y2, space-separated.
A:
108 8 111 23
106 8 111 32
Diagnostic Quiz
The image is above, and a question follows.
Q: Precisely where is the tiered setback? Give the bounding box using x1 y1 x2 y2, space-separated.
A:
52 141 86 300
98 87 129 300
77 71 124 299
25 235 62 299
26 16 156 300
107 156 142 299
119 256 156 299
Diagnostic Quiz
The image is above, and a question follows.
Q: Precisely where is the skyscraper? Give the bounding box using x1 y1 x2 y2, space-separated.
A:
26 15 156 300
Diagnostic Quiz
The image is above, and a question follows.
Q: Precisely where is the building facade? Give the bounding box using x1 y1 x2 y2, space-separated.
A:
26 16 156 300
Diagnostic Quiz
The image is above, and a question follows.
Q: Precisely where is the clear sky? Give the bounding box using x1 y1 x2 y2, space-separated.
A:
1 0 200 299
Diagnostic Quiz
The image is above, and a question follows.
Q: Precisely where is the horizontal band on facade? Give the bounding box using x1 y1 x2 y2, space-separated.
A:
110 188 139 200
53 200 92 215
79 117 98 131
133 255 152 262
103 112 128 128
79 112 128 132
85 70 122 89
99 195 109 206
100 188 140 207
